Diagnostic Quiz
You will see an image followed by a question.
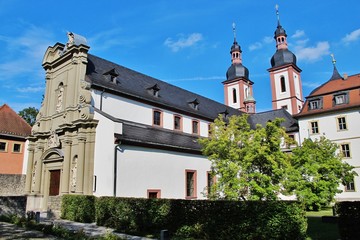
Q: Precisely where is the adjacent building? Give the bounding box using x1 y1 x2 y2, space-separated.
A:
0 104 31 174
296 62 360 201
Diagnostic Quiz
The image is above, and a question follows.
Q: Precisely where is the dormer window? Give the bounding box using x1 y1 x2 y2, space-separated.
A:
188 98 199 110
220 109 229 120
308 97 322 110
147 84 161 97
103 68 119 84
333 92 348 105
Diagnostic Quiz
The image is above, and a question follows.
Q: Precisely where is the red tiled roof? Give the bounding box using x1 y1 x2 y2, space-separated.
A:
0 104 32 137
296 73 360 118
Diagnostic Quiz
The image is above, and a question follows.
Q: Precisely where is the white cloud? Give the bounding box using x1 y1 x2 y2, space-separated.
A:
17 86 44 93
0 25 54 80
295 41 330 62
164 33 203 52
292 30 305 39
342 28 360 44
295 41 330 61
249 42 262 51
248 36 273 51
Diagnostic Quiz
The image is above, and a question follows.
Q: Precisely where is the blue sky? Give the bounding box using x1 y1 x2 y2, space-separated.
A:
0 0 359 113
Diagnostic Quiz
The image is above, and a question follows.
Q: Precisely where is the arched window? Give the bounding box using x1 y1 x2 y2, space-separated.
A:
280 76 286 92
232 88 237 103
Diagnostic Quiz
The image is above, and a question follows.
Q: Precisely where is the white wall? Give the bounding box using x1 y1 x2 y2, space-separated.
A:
93 111 123 197
92 90 210 137
115 145 211 199
298 109 360 200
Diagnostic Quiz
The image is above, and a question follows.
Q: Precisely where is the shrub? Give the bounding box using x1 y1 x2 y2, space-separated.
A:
95 197 307 239
61 195 95 223
336 201 360 240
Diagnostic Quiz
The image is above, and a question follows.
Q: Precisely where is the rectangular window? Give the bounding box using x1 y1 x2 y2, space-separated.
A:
309 100 319 110
341 144 351 158
0 142 6 152
310 121 319 134
147 189 161 199
186 170 197 199
335 95 345 105
153 109 162 126
345 180 355 192
192 120 199 135
337 117 347 131
13 143 21 153
207 171 215 196
174 115 182 131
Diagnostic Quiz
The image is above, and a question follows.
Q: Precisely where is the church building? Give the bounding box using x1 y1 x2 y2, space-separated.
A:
24 7 359 214
25 17 299 213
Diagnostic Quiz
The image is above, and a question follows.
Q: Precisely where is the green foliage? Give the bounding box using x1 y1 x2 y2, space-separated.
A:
61 195 96 223
199 114 294 200
289 137 356 210
335 201 360 239
18 106 39 126
95 197 307 239
95 197 170 236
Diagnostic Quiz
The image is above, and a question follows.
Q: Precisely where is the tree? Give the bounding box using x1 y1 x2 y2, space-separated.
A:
289 137 356 211
18 107 39 126
199 114 294 201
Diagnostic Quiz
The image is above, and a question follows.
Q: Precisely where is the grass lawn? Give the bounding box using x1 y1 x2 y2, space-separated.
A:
306 207 340 240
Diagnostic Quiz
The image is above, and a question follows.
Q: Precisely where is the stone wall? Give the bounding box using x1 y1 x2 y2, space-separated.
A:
0 174 25 196
0 196 27 217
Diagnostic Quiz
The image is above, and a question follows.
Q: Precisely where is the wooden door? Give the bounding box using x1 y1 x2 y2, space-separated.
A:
49 170 60 196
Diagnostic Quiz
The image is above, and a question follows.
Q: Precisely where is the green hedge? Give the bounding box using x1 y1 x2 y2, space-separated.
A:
61 195 95 223
61 195 307 239
336 201 360 240
95 197 307 239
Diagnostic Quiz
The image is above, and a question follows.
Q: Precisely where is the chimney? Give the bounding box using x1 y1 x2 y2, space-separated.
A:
343 73 348 80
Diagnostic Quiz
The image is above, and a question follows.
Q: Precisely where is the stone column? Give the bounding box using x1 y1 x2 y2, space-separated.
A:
61 138 72 194
25 144 35 194
33 145 44 194
76 135 86 194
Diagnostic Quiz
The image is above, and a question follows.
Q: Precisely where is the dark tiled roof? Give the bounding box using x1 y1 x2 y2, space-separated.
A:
248 108 298 132
117 121 202 154
0 104 31 138
296 73 360 117
94 108 201 153
86 54 241 121
270 49 297 68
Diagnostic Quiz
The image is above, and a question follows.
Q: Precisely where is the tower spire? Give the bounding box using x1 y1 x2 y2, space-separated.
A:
232 22 236 42
329 54 343 80
275 4 280 26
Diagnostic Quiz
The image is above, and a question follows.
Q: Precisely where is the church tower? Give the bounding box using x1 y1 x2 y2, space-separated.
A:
223 23 256 113
268 5 304 115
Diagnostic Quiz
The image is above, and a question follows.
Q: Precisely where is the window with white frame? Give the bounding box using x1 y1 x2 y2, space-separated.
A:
13 143 21 153
345 179 355 192
337 117 347 131
341 143 351 158
333 92 348 105
0 142 6 152
310 121 319 134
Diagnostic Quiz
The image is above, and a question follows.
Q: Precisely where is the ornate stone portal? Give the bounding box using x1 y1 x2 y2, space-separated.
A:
25 33 98 212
